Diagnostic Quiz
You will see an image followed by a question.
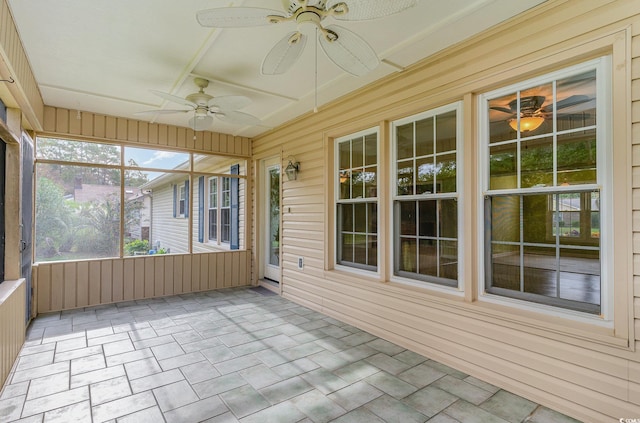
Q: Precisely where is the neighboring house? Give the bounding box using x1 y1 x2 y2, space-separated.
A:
141 159 245 254
74 180 151 242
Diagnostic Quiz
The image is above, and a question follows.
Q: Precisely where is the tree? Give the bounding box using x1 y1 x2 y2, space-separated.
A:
35 177 76 258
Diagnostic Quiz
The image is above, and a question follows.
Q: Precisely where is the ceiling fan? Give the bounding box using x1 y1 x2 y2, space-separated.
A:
196 0 417 76
491 94 593 132
136 78 261 131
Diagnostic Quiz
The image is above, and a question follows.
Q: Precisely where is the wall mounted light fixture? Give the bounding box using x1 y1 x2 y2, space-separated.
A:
285 159 299 181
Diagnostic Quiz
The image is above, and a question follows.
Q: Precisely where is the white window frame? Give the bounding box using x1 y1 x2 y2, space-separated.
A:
178 183 186 218
334 127 380 275
208 176 217 243
390 101 464 293
477 56 613 323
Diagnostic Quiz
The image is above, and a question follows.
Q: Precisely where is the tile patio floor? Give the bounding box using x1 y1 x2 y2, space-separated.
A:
0 286 582 423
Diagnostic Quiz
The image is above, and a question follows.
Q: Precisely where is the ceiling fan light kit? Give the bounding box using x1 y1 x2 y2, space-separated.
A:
508 115 545 132
196 0 417 76
136 77 261 132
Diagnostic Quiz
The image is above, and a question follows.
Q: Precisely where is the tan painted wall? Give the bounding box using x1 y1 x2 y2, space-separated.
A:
33 251 250 313
252 1 640 421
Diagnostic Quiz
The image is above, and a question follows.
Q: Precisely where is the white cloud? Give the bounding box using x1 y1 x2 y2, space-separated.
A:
143 151 178 166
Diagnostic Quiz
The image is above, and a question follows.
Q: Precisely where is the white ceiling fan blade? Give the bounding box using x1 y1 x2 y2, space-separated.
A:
150 90 196 108
261 32 307 75
327 0 416 20
197 7 285 27
319 25 379 76
189 115 214 131
215 111 261 126
208 95 252 111
135 109 191 115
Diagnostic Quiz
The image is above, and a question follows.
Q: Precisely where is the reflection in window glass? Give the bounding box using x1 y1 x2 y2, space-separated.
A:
336 130 378 271
393 104 460 287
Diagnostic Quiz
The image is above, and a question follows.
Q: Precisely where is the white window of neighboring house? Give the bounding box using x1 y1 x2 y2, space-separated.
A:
204 175 233 245
391 102 463 289
221 177 231 243
479 57 611 316
178 184 186 217
335 128 379 272
208 177 217 242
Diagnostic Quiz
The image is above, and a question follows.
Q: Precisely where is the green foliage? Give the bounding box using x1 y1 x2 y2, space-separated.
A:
35 177 76 259
124 239 149 255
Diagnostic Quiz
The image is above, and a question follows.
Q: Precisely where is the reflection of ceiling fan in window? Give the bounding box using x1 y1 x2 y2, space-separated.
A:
136 78 260 131
491 94 593 132
196 0 417 76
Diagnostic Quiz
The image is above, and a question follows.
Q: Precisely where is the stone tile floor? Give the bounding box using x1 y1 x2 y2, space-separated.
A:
0 286 582 423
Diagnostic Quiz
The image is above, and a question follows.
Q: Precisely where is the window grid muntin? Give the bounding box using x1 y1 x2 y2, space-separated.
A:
208 177 217 241
482 59 605 315
393 104 461 287
336 130 379 271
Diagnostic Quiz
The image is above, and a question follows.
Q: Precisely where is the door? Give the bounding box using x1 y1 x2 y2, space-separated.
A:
262 158 280 282
21 134 34 322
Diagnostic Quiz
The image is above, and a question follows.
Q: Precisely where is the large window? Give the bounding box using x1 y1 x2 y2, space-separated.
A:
35 138 245 261
336 128 378 271
480 58 609 314
392 103 462 287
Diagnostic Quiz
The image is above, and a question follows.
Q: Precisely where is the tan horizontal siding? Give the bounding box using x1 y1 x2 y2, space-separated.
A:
254 1 640 421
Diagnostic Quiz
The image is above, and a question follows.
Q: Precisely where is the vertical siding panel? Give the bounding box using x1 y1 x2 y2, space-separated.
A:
105 116 117 139
200 254 208 290
183 255 192 293
94 115 106 139
208 253 217 290
69 111 81 135
174 255 183 294
50 263 64 311
101 260 112 304
228 136 236 155
116 118 128 141
43 106 56 132
63 262 77 309
164 256 174 296
194 132 204 151
211 132 220 152
145 257 155 298
134 258 145 299
56 109 69 134
171 127 182 148
148 123 159 144
231 252 240 287
127 120 138 141
154 256 164 297
158 124 168 146
81 112 94 136
203 132 212 152
37 264 51 313
123 259 135 301
239 251 247 286
89 262 101 306
191 254 201 292
217 253 226 288
138 121 149 144
112 259 124 302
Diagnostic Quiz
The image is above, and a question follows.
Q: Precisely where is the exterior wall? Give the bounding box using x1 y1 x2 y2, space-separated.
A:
252 1 640 421
192 161 247 253
150 180 190 254
0 279 25 388
33 251 250 313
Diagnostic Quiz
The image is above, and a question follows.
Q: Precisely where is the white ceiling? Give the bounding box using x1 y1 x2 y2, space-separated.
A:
7 0 546 138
